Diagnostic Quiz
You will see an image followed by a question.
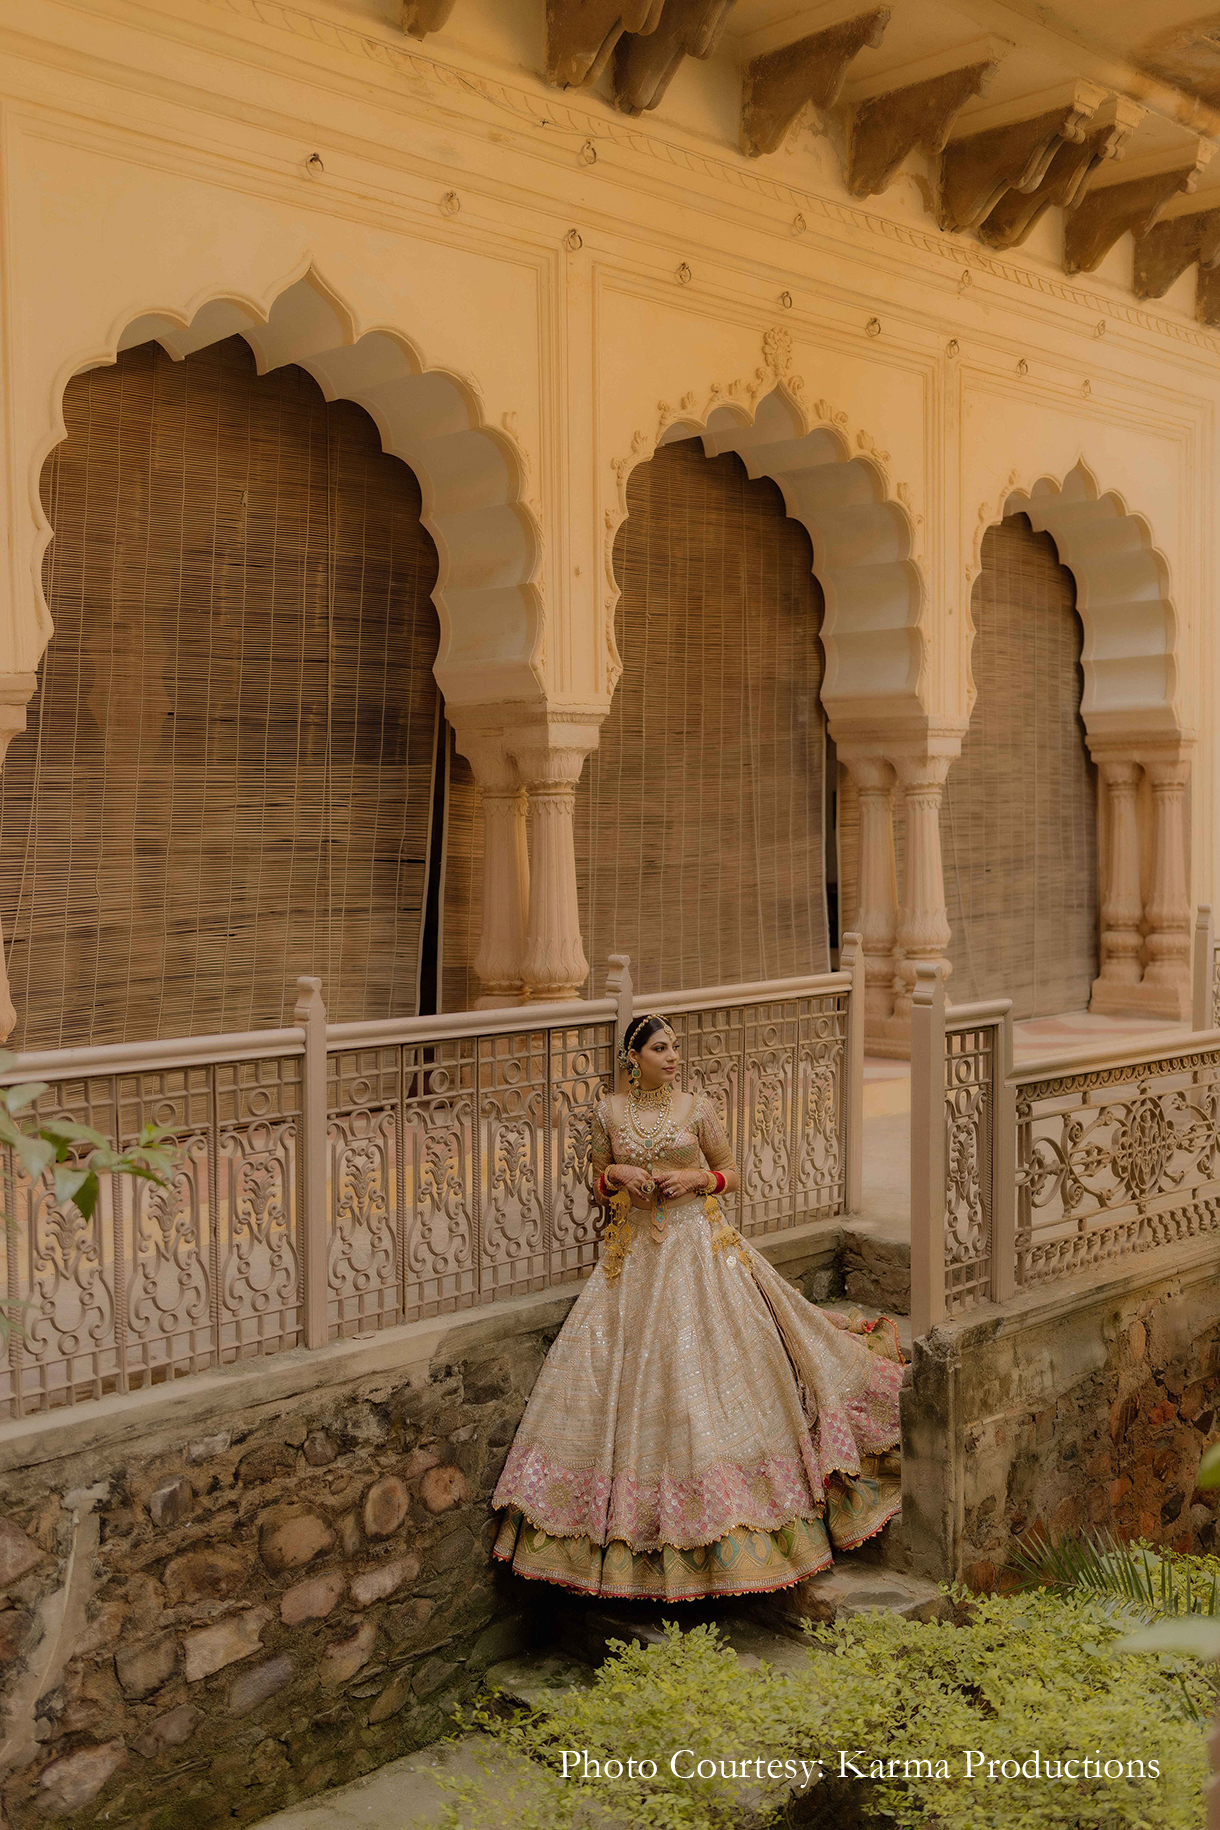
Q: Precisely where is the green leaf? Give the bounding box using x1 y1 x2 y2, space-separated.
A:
11 1134 55 1182
72 1175 101 1222
52 1165 90 1209
1118 1618 1220 1660
2 1081 47 1115
37 1119 110 1151
1197 1442 1220 1490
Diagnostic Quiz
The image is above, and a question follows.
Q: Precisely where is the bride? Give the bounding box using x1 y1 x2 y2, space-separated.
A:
492 1012 904 1600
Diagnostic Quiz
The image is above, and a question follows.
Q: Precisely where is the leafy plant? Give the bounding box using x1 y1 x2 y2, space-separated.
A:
1009 1527 1220 1623
437 1594 1211 1830
0 1049 175 1340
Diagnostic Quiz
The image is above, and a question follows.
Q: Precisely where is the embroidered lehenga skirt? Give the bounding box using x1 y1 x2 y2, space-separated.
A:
492 1103 903 1601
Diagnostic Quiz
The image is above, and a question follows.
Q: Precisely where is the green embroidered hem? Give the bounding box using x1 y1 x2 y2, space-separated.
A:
493 1457 902 1601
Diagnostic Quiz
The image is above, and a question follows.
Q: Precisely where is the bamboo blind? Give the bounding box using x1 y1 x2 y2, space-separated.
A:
6 335 442 1047
440 733 483 1014
574 438 829 995
941 515 1098 1017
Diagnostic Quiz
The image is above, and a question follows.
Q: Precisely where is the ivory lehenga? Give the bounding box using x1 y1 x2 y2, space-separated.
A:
492 1090 904 1601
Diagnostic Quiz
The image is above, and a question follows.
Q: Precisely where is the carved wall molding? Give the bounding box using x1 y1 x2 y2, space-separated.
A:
155 0 1220 363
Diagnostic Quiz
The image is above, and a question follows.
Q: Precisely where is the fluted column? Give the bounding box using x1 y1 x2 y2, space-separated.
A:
840 753 898 1037
1142 756 1192 1018
887 752 953 1044
0 673 38 1041
510 721 599 1003
1094 760 1144 992
458 737 529 1009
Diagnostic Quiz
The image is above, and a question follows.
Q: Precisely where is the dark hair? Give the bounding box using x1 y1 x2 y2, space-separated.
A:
622 1014 672 1058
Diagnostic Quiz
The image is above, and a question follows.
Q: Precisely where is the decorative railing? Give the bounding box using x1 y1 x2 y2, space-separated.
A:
911 960 1220 1338
0 939 864 1417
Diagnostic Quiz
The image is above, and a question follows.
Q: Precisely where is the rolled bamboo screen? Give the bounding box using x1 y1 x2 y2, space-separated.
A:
440 735 483 1014
941 515 1098 1017
575 437 829 995
5 335 442 1048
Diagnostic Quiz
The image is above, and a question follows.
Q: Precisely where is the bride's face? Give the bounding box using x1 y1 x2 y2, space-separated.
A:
633 1029 680 1090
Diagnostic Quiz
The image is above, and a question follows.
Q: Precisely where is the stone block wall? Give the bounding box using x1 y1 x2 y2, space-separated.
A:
0 1311 566 1830
901 1238 1220 1588
0 1224 842 1829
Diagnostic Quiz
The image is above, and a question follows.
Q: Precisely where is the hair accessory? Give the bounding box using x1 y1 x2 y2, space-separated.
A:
618 1013 678 1066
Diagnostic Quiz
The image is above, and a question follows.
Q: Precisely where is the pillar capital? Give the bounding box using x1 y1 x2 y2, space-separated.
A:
505 714 602 791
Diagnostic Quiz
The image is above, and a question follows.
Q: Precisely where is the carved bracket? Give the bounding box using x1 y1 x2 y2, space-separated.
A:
843 58 1003 199
401 0 458 38
978 105 1142 250
740 9 889 160
938 87 1105 235
1064 149 1214 275
546 0 665 90
616 0 736 114
1133 208 1220 300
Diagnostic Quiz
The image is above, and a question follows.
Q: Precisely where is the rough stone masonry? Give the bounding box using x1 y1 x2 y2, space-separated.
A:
0 1317 562 1830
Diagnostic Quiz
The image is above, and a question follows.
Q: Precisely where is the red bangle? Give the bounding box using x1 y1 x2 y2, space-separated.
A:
712 1171 726 1195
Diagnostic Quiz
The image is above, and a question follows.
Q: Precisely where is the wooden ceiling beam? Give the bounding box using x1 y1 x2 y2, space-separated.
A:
740 9 889 160
938 88 1105 235
615 0 736 116
1133 209 1220 300
842 57 1003 199
977 103 1142 250
545 0 665 90
1064 147 1213 274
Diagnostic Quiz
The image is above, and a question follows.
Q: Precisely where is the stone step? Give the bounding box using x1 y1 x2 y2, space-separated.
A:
754 1555 950 1635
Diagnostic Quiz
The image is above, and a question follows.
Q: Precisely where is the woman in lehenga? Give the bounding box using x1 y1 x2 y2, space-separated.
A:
492 1013 905 1601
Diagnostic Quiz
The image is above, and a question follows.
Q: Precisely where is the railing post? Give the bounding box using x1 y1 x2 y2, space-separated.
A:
909 962 946 1340
1193 906 1214 1031
990 1005 1016 1306
294 975 329 1350
841 930 865 1213
605 953 633 1092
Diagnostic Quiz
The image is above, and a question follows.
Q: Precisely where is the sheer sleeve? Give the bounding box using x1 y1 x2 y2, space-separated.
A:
589 1098 612 1192
694 1095 736 1174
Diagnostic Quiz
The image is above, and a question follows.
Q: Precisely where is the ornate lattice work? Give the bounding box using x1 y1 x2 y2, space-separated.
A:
326 1017 614 1330
944 1024 994 1312
665 988 849 1237
1014 1046 1220 1284
1 1057 303 1417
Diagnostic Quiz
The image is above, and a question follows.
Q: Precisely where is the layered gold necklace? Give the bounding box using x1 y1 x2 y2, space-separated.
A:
625 1082 675 1168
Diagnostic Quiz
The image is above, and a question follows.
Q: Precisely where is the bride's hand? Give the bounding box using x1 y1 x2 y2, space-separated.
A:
654 1169 709 1199
607 1165 655 1200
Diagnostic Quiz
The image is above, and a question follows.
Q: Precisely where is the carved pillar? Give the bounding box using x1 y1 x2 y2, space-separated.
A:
886 752 954 1047
0 673 38 1041
840 753 898 1037
1093 760 1145 996
448 722 530 1009
1141 755 1192 1019
509 720 600 1003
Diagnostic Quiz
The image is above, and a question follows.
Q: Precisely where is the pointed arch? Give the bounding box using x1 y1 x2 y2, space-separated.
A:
33 264 544 708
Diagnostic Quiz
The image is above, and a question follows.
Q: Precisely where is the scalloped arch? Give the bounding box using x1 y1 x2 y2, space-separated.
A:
988 461 1181 744
33 264 544 708
605 378 925 722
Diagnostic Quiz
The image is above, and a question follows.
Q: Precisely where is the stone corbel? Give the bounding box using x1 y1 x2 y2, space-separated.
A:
506 716 602 1003
1064 144 1214 275
545 0 665 89
0 673 38 1041
448 713 531 1010
615 0 736 116
739 9 889 160
1133 207 1220 301
400 0 458 38
841 57 1003 199
938 84 1106 235
978 101 1143 251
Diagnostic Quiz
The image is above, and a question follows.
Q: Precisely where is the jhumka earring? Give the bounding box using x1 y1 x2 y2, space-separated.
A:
627 1058 641 1092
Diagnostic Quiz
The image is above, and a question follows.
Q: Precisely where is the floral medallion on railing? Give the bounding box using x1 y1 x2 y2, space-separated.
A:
795 1033 842 1201
328 1108 396 1315
27 1182 114 1363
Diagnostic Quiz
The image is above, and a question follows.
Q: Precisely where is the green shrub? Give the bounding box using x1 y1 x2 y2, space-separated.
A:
440 1590 1211 1830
